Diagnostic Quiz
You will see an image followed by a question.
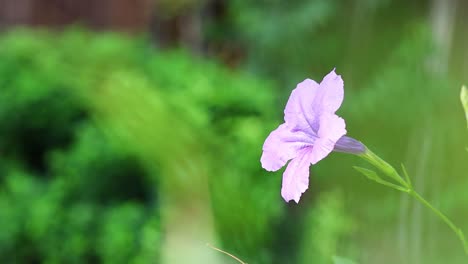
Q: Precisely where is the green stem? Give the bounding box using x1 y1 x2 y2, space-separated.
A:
410 190 468 255
358 148 468 255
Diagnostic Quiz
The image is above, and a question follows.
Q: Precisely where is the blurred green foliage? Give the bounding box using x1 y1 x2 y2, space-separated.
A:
299 191 355 264
0 28 290 263
227 0 420 88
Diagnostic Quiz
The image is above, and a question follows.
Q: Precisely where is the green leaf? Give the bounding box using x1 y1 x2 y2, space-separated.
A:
400 163 412 189
462 85 468 128
353 166 409 192
353 166 382 182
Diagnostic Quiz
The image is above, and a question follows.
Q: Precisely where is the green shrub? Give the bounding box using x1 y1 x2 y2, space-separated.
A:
0 28 283 263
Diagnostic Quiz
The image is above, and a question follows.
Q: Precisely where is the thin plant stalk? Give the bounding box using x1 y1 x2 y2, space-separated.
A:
356 148 468 255
206 243 247 264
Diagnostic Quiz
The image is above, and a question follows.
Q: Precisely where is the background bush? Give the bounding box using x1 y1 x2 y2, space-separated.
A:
0 29 285 263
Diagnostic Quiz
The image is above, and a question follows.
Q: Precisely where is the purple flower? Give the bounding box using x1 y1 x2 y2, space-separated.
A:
261 69 364 203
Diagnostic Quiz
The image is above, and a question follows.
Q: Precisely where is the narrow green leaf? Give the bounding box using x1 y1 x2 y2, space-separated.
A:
354 166 409 192
353 166 381 181
461 85 468 128
400 163 412 189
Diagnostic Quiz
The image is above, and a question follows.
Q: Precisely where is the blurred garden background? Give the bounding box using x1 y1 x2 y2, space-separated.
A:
0 0 467 263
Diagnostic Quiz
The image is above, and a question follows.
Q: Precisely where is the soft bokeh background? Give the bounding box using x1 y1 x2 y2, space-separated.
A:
0 0 467 263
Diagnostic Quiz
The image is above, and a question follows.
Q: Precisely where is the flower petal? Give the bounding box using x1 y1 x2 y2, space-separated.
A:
261 123 314 171
281 148 312 203
313 69 344 114
284 78 320 133
310 113 346 164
